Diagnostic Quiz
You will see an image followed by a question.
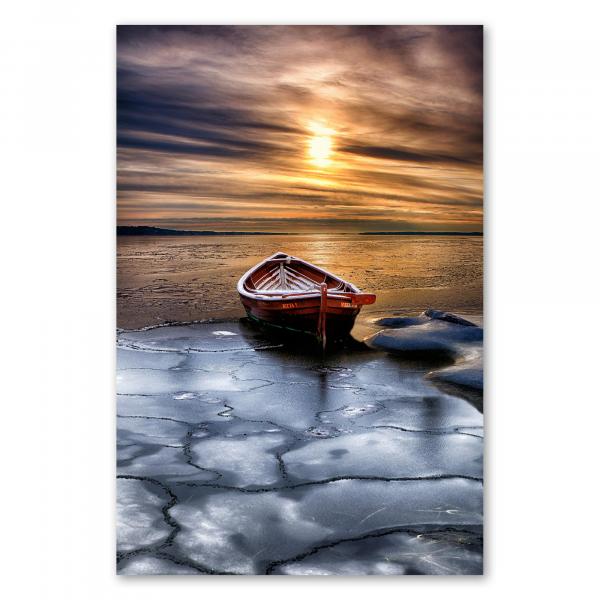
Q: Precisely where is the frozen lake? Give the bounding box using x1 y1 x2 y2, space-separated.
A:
117 234 483 329
117 320 483 575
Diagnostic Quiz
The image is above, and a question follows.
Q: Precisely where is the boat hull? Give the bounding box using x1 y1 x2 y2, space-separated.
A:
240 294 360 339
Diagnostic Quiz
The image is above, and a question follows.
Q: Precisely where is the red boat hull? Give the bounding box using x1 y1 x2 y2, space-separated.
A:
240 294 360 339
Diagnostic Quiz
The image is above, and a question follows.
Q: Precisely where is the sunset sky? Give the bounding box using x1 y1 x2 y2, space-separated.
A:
117 26 483 232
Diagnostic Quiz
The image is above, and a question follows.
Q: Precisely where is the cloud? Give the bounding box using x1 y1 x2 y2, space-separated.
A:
339 144 481 166
117 25 483 232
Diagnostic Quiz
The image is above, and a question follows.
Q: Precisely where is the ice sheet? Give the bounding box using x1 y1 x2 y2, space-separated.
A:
116 320 483 575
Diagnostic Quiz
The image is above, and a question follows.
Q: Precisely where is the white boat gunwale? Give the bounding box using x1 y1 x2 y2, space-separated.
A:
237 252 360 302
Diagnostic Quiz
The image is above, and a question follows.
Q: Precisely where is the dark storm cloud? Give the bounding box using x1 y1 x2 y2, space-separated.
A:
339 144 481 166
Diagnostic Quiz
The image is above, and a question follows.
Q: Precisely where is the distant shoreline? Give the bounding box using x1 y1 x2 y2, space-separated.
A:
117 226 287 236
360 231 483 236
118 226 483 237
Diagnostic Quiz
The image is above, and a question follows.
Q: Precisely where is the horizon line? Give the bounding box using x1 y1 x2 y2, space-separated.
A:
117 225 483 236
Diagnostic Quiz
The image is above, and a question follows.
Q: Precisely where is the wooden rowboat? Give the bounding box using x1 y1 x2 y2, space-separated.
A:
237 252 376 348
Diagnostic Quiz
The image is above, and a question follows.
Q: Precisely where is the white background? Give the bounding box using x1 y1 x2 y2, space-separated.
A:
2 0 599 596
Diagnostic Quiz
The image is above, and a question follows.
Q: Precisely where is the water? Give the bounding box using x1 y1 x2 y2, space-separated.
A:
117 234 483 330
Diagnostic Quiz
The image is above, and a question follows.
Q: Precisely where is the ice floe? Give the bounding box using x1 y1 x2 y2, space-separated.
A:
284 428 482 481
118 554 199 575
117 478 173 553
367 310 483 404
271 527 483 575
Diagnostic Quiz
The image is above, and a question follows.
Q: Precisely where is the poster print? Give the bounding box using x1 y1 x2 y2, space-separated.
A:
117 25 483 575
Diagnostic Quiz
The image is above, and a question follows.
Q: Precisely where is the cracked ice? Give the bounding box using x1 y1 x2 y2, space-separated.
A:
116 319 483 575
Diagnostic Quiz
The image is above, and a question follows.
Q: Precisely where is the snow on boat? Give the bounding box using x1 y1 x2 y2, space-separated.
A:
237 252 376 348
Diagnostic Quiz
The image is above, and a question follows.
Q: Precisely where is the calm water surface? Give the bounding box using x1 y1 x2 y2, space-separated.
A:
117 234 483 330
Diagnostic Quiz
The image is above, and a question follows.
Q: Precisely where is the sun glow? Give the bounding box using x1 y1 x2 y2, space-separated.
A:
307 122 335 168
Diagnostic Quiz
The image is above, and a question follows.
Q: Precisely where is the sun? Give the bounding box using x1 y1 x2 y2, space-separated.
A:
307 122 335 167
309 135 332 167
